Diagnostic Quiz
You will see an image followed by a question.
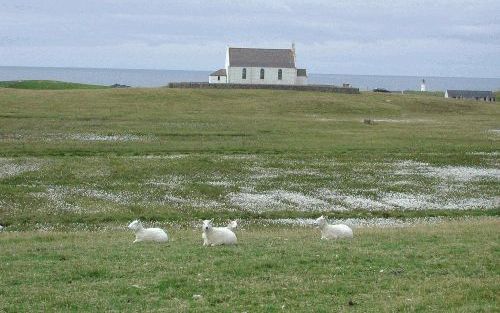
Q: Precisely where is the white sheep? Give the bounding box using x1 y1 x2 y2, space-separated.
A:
128 220 168 243
0 225 3 232
202 220 237 246
314 216 353 240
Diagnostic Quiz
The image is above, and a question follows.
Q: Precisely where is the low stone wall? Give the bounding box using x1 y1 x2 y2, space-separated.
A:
168 82 360 94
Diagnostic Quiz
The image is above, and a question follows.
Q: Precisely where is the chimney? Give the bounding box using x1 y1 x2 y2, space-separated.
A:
292 42 296 66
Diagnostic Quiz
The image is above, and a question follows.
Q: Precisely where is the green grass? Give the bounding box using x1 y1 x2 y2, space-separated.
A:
0 80 109 90
0 88 498 156
0 88 498 227
0 87 498 311
0 219 498 312
402 90 445 97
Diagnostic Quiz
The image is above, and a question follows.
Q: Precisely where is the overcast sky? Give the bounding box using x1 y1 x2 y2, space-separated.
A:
0 0 499 77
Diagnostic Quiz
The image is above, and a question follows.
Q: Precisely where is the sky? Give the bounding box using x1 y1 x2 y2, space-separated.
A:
0 0 499 77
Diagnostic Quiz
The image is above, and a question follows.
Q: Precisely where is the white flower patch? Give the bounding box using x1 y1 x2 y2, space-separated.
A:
206 180 233 187
335 217 445 228
263 218 316 226
229 190 329 211
150 193 224 209
247 165 327 181
467 152 499 156
311 117 355 123
381 192 435 210
378 192 499 210
130 154 189 159
68 133 147 142
339 195 391 210
394 160 500 181
14 133 153 142
0 133 26 141
248 166 281 180
70 188 132 205
228 192 284 210
219 154 258 160
161 194 186 204
283 169 327 177
317 189 390 211
274 190 328 208
427 166 500 181
260 217 448 228
31 186 81 211
387 180 419 187
0 199 19 209
0 158 41 179
31 186 132 211
439 197 500 210
146 175 186 188
189 199 224 209
373 119 433 123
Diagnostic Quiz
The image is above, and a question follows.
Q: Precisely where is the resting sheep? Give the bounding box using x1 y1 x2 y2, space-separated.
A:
128 220 168 243
202 220 237 246
314 216 353 240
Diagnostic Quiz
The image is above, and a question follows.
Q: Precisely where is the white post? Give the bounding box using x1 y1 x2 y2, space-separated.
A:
420 79 426 92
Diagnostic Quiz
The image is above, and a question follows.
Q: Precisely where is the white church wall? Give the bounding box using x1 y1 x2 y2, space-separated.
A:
295 76 308 85
227 67 296 85
209 75 227 84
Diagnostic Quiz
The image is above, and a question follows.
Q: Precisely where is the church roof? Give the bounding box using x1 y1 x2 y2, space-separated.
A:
209 69 227 76
228 48 296 68
446 90 493 98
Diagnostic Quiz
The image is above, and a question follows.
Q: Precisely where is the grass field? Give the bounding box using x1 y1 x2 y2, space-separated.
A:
0 80 109 90
0 87 498 227
0 85 498 311
0 219 498 312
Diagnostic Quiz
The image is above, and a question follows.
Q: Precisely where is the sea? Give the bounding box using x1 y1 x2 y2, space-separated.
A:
1 66 499 92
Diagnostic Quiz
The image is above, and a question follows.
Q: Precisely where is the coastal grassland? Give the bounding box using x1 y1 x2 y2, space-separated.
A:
0 88 498 156
402 90 445 97
1 87 498 312
0 219 498 312
0 80 109 90
0 88 499 227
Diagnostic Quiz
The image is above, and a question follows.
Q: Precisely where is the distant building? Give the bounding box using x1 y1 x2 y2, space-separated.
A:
209 45 307 85
208 69 227 84
445 90 496 101
420 79 426 92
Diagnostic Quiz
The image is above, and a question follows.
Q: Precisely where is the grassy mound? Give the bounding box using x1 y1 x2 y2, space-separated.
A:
0 80 109 90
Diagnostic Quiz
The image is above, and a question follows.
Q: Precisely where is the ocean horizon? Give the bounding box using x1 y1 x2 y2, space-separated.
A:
1 65 499 92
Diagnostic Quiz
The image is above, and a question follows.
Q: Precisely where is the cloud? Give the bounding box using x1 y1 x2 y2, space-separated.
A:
0 0 499 76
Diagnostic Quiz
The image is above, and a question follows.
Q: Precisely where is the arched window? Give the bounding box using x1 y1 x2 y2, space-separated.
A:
278 69 282 80
242 68 247 79
260 68 265 79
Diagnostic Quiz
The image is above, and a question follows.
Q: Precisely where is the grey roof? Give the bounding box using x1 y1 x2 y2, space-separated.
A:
297 69 307 77
228 48 296 68
446 90 493 98
209 69 226 76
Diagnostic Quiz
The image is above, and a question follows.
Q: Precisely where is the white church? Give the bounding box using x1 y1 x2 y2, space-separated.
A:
209 45 308 85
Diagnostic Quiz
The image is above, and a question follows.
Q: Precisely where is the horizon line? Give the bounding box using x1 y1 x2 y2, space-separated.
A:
1 64 500 80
